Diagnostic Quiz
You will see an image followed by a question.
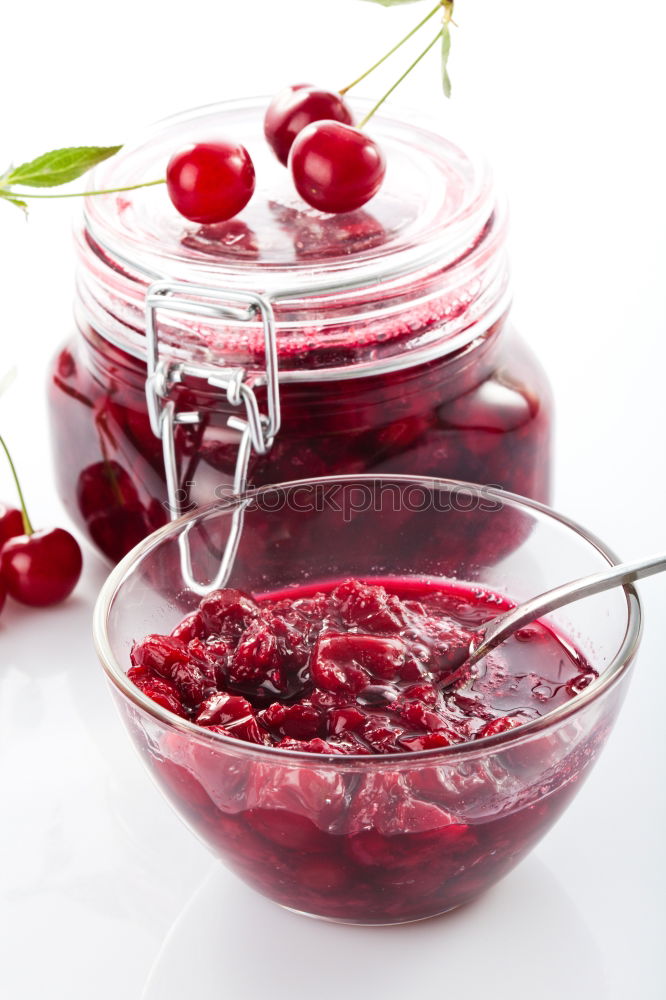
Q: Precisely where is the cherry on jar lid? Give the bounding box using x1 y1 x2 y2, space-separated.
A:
76 97 509 379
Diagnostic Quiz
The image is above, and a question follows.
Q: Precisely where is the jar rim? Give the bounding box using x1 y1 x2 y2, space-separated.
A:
93 475 642 767
83 96 496 295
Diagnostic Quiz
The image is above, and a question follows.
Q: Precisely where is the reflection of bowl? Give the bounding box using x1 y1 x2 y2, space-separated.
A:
94 476 641 925
142 858 606 999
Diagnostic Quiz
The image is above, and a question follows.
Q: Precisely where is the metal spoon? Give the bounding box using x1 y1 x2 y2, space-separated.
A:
465 551 666 668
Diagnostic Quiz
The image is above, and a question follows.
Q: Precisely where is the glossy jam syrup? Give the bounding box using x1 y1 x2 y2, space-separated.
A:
129 578 595 753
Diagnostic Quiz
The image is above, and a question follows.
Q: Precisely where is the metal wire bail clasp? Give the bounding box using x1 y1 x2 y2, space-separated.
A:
144 280 281 594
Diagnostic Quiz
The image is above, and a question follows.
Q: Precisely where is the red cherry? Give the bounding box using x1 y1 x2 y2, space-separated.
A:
289 121 386 214
166 141 256 224
0 528 82 606
0 576 6 616
264 84 354 166
127 665 187 717
0 502 24 548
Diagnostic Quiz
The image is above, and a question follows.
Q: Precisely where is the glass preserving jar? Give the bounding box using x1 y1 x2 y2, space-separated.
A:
48 99 553 563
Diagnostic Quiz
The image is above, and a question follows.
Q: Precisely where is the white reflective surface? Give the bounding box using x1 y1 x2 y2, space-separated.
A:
142 859 609 1000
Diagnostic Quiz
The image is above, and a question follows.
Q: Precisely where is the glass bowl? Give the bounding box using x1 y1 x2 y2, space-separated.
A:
93 476 641 924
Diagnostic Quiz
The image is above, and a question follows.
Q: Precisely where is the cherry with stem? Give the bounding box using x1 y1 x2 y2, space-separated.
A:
286 1 454 212
0 435 32 535
0 433 83 607
3 2 456 222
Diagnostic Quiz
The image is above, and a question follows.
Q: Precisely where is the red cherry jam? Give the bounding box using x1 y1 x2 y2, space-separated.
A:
122 577 606 923
50 319 551 564
129 579 595 754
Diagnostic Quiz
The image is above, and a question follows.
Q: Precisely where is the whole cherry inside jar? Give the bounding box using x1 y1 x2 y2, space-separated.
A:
48 98 552 563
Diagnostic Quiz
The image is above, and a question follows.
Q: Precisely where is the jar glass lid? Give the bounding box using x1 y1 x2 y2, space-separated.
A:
79 98 508 374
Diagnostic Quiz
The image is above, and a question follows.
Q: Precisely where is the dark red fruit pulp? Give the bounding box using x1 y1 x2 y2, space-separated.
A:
128 578 606 923
130 578 595 753
77 460 166 562
264 84 354 166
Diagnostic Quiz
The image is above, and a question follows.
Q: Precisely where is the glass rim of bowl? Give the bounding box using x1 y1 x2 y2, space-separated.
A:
93 474 642 765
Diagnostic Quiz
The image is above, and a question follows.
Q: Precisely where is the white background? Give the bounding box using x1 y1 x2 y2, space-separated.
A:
1 2 665 997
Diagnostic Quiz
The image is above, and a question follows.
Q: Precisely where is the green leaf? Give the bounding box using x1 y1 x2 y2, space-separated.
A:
6 145 122 189
0 191 28 216
441 22 452 97
359 0 427 6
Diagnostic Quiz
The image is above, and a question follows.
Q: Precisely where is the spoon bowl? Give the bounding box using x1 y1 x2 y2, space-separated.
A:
466 551 666 669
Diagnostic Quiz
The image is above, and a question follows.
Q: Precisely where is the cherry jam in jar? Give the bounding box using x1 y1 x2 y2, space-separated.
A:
48 99 552 562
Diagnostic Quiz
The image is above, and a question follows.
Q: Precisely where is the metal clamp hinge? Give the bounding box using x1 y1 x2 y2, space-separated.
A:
144 280 281 594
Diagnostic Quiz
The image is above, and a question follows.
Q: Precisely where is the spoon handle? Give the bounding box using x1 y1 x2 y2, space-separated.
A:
469 550 666 666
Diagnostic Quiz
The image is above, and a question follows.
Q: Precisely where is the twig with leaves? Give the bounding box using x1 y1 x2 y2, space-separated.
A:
0 146 164 216
350 0 455 112
0 0 456 215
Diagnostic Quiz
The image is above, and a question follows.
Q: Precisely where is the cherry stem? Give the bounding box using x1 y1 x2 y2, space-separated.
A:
340 2 443 96
358 28 444 130
3 178 166 200
0 433 33 535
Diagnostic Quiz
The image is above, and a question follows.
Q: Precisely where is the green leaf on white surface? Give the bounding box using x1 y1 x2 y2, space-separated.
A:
6 145 122 188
